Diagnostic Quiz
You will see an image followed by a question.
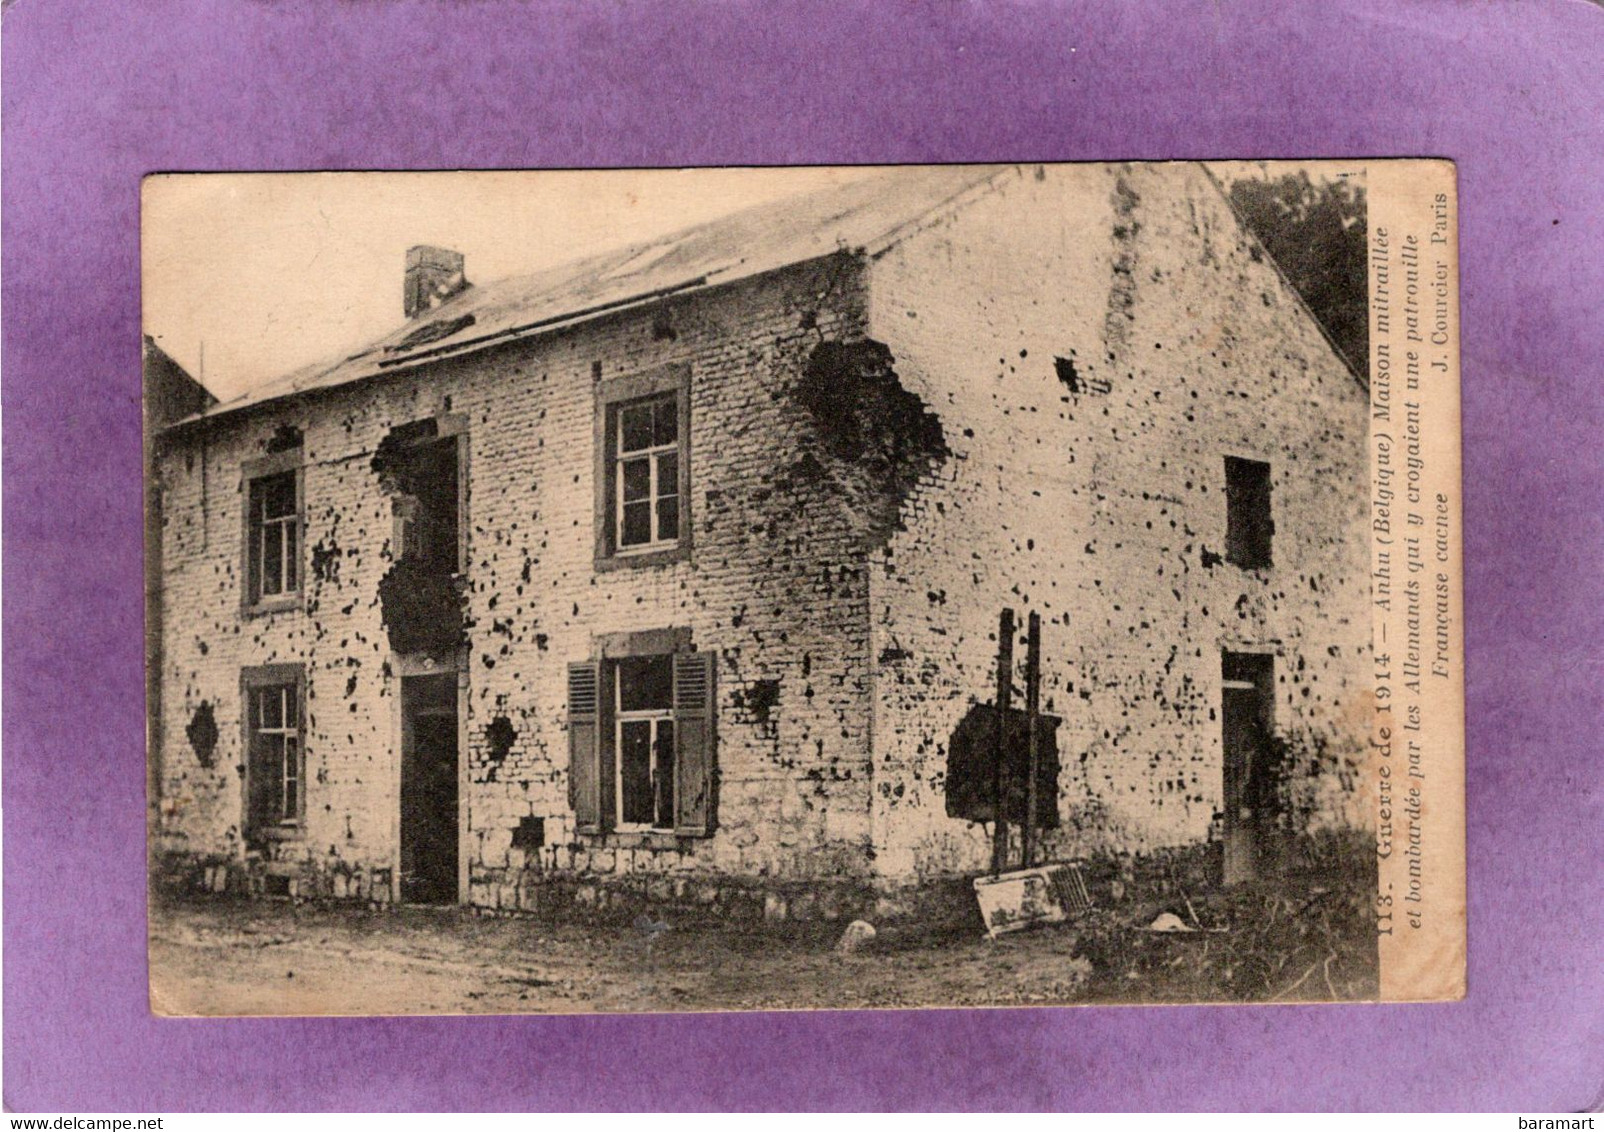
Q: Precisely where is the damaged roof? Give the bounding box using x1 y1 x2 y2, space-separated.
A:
176 165 1015 427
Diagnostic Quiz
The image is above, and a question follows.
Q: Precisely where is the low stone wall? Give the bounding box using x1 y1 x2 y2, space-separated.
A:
154 832 1370 927
155 851 397 903
153 849 879 923
466 866 880 925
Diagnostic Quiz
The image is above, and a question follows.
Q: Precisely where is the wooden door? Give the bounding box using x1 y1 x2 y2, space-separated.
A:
401 674 459 904
1222 652 1275 885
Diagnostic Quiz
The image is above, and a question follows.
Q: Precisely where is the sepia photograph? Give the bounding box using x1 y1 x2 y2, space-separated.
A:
141 160 1441 1016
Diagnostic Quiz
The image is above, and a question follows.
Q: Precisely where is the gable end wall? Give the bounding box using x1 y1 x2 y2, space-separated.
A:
865 163 1371 879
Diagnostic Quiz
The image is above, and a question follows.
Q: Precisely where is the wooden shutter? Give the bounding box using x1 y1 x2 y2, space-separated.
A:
672 650 716 837
567 661 603 834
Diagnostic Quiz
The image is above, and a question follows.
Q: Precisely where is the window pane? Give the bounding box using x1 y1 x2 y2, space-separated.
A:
262 523 283 594
619 403 654 453
653 397 678 446
617 655 673 711
283 686 297 727
657 496 679 542
621 500 652 546
257 687 283 729
654 720 676 829
260 733 286 816
261 473 296 519
657 451 678 494
621 457 652 503
283 521 298 591
283 737 299 819
619 720 654 825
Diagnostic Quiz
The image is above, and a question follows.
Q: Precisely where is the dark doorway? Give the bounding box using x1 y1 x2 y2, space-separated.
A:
401 673 459 904
1221 651 1276 885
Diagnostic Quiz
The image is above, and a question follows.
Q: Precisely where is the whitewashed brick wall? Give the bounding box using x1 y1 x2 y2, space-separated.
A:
865 164 1371 879
154 260 882 892
154 166 1370 904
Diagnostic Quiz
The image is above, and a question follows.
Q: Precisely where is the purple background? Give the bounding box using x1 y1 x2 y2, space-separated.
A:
5 0 1601 1112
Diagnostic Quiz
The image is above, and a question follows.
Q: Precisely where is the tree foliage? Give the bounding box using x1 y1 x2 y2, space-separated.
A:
1229 171 1367 379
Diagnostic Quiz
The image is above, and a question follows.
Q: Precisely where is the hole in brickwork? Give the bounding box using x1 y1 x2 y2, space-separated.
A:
1055 355 1083 393
944 701 1062 827
511 815 545 852
737 679 781 726
485 715 516 764
186 702 220 769
265 424 303 454
792 339 949 546
263 875 292 898
373 422 465 656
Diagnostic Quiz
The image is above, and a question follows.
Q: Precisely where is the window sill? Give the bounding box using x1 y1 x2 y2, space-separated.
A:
584 829 692 851
254 824 306 842
594 543 690 573
244 594 303 618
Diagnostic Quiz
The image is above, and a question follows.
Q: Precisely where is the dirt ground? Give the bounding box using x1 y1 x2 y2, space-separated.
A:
149 866 1377 1016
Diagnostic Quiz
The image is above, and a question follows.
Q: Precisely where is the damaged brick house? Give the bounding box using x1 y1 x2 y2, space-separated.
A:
149 164 1370 916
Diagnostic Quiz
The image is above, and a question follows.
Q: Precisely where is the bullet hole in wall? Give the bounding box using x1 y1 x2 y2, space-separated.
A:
739 679 781 726
1055 355 1083 394
311 539 343 584
485 715 516 764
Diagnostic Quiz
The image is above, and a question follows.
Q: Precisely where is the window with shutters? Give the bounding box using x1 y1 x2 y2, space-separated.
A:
242 448 304 614
241 664 305 846
567 637 714 839
614 654 675 829
595 364 691 571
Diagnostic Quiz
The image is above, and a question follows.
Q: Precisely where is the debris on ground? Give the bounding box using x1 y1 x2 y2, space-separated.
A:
147 851 1377 1014
1072 863 1378 1003
1147 912 1196 933
837 920 877 954
632 913 672 967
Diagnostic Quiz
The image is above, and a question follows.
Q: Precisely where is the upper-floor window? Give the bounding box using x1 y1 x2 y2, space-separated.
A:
251 472 299 598
1224 456 1273 569
615 395 681 551
242 447 304 612
595 364 691 569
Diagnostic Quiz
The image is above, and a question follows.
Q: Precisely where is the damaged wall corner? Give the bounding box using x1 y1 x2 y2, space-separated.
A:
792 339 950 545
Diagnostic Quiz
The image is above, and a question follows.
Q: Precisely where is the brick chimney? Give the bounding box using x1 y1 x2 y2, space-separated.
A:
404 246 469 319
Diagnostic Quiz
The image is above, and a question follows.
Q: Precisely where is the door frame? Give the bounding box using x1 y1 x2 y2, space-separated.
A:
392 652 468 904
1220 649 1276 885
386 414 470 905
